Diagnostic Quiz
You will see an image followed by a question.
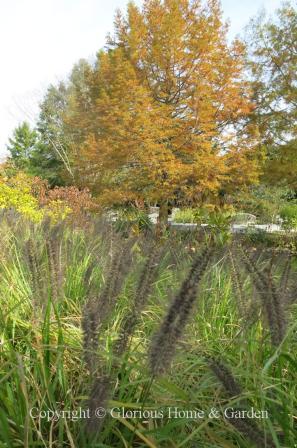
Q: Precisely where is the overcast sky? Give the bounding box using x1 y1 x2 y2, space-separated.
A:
0 0 284 157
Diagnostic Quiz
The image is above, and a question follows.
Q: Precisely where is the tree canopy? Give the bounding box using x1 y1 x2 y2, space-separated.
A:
66 0 260 214
247 2 297 187
6 0 297 216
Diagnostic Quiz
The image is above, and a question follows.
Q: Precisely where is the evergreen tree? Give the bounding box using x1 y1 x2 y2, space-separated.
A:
6 122 38 170
33 82 70 186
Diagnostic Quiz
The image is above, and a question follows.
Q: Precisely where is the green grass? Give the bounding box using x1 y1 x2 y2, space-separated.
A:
0 215 296 447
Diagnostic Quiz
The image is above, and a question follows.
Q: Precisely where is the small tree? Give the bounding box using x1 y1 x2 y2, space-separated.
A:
6 122 38 170
34 82 70 186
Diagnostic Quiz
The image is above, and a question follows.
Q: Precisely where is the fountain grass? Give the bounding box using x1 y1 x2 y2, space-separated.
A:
0 216 296 447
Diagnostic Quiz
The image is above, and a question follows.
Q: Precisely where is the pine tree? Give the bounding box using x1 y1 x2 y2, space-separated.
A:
6 122 38 170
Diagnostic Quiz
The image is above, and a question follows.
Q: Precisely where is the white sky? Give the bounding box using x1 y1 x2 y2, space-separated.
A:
0 0 284 157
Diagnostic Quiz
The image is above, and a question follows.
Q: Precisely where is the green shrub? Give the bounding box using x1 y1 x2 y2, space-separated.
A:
280 204 297 228
234 185 291 223
115 207 153 234
173 208 198 223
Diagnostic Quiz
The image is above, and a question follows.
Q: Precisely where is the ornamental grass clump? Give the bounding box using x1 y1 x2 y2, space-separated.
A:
114 241 164 356
85 374 112 434
238 245 287 346
149 244 214 376
228 247 248 316
209 358 276 448
82 234 141 436
24 237 45 308
228 244 262 333
209 357 243 397
278 251 296 305
45 222 66 303
84 238 164 435
22 220 67 309
82 235 135 372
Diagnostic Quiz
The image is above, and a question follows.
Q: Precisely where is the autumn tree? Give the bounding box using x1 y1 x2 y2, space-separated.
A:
247 2 297 188
68 0 261 221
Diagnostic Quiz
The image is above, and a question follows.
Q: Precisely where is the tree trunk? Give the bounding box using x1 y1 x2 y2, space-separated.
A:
158 200 169 226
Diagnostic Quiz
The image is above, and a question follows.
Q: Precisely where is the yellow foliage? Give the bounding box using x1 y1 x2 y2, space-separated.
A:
0 172 43 222
0 172 73 223
43 199 72 223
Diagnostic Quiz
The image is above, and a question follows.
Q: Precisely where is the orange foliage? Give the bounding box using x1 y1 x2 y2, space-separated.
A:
67 0 260 208
31 177 98 217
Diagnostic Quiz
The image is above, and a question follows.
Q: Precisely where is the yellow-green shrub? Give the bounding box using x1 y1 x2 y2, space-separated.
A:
0 172 73 223
0 172 43 222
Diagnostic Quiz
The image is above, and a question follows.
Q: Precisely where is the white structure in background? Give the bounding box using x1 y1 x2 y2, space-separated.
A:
106 207 294 233
148 207 181 224
148 207 160 224
231 213 257 225
231 223 283 233
148 207 290 233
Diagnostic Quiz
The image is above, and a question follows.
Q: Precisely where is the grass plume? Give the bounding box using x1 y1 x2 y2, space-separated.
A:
149 244 213 376
240 246 286 345
209 358 276 448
